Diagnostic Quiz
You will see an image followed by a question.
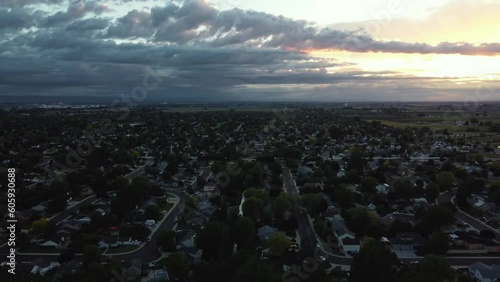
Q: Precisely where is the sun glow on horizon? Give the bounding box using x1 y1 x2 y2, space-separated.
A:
311 50 500 80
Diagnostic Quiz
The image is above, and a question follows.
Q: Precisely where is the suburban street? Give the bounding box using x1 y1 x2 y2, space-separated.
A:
0 161 189 265
50 160 154 225
283 167 500 267
0 189 187 264
439 190 500 241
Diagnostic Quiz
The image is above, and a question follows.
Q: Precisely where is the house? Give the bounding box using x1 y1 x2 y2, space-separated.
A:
297 166 313 176
31 205 46 214
203 182 216 192
340 237 360 253
452 231 496 251
98 236 119 248
469 262 500 282
320 209 338 222
331 219 355 241
304 181 323 191
77 217 91 224
118 237 132 246
124 259 142 280
376 184 390 194
177 230 196 248
144 269 169 282
53 260 80 280
125 210 147 225
178 246 203 263
39 239 60 248
379 212 415 228
258 225 278 241
31 258 59 276
57 223 80 237
37 234 63 248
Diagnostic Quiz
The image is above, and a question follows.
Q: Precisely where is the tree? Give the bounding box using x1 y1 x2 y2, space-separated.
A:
58 250 76 264
145 205 160 220
425 182 440 203
393 177 414 201
166 252 189 279
334 186 355 209
456 182 471 208
47 196 67 214
344 207 379 236
267 232 291 257
110 176 128 191
301 193 322 216
314 219 331 241
480 230 496 240
408 255 455 282
242 197 264 222
233 217 256 249
157 230 177 252
83 245 101 269
31 217 48 235
243 188 268 201
350 238 398 282
196 220 232 260
428 231 449 255
419 204 455 234
360 176 378 193
387 219 413 237
347 149 366 173
232 257 277 282
436 171 455 190
272 192 293 219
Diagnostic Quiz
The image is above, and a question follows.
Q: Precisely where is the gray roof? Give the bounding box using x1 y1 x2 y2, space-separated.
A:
470 262 500 279
258 225 278 237
331 219 346 232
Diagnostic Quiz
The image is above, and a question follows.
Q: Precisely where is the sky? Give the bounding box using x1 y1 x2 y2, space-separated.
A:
0 0 499 102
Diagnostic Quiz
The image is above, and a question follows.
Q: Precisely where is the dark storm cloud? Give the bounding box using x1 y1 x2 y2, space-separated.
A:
1 0 499 101
97 0 500 56
105 10 154 38
43 1 112 27
66 17 110 31
0 0 64 8
0 8 33 29
0 8 46 29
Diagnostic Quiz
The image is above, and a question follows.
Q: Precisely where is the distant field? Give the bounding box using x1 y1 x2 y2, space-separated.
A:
162 106 289 112
365 112 500 134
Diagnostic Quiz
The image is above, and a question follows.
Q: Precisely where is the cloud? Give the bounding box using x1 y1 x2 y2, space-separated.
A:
105 10 154 38
66 18 110 31
0 0 64 8
0 0 499 101
101 0 500 56
0 8 34 29
43 1 112 27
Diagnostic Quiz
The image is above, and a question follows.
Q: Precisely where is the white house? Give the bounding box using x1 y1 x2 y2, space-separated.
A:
469 262 500 282
340 237 360 253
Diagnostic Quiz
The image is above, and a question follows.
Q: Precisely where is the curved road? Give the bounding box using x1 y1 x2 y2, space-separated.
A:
283 167 500 267
0 189 187 264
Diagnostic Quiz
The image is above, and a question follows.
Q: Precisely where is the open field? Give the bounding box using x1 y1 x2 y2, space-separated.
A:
161 106 290 112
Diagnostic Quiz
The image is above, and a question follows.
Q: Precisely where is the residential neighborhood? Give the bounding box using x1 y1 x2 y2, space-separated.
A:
1 103 500 282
